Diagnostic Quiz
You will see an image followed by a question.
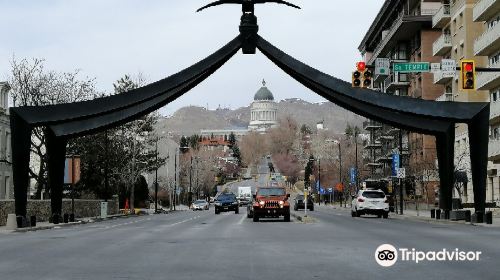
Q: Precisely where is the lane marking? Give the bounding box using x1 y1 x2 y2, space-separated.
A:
237 214 246 225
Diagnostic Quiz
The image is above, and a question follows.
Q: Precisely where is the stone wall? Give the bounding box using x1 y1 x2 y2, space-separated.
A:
0 197 119 226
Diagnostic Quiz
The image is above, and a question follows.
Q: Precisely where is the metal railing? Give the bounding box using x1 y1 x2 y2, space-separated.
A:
432 4 451 27
474 0 498 21
477 60 500 90
474 22 500 55
432 34 452 56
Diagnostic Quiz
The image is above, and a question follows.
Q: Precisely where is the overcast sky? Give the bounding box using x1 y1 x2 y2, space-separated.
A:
0 0 384 115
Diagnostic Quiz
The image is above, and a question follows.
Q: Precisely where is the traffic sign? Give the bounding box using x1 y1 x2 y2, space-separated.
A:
430 63 441 73
394 62 430 73
397 168 406 179
441 59 456 78
375 58 390 75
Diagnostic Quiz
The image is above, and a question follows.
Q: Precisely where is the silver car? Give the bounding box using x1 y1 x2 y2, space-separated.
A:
192 200 209 211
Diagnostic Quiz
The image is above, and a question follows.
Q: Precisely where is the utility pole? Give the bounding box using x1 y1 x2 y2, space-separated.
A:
338 142 343 207
104 130 109 202
355 129 359 194
154 136 159 213
189 156 193 208
399 130 404 215
174 149 177 211
318 158 321 206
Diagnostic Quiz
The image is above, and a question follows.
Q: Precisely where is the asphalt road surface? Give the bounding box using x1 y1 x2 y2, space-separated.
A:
1 204 500 280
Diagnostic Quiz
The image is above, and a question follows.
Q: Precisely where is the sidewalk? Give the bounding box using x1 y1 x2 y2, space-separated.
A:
312 202 500 227
0 206 192 234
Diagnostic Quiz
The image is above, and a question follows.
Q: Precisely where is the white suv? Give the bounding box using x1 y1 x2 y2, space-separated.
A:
351 189 389 218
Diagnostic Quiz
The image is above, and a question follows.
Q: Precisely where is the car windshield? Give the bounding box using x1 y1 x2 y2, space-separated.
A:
362 191 385 198
296 195 304 200
258 188 285 196
194 200 205 204
218 194 236 201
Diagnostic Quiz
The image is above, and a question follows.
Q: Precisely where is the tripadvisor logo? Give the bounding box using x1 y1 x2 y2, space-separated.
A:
375 244 482 267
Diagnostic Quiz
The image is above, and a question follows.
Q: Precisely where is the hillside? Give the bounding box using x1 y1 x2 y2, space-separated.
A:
156 98 365 136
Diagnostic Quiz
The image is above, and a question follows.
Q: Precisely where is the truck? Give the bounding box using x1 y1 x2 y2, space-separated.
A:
237 186 253 206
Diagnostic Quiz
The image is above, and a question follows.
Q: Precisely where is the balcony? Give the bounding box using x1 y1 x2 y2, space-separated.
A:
384 74 410 92
451 0 466 17
433 34 452 56
364 141 383 150
477 61 500 91
363 121 382 131
474 22 500 56
432 5 451 28
376 155 393 163
433 70 454 84
490 99 500 125
435 92 454 102
368 13 434 65
473 0 500 22
488 139 500 163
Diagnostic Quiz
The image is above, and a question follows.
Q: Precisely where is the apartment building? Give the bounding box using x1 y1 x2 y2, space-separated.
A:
0 82 13 200
473 0 500 203
432 0 490 203
358 0 444 199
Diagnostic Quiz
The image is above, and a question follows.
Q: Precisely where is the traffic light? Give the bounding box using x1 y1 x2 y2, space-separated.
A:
363 68 373 88
352 62 366 88
352 62 372 88
352 70 362 87
461 60 475 90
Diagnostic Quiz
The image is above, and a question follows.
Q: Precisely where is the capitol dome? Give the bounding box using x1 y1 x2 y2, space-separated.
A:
254 80 274 101
248 79 278 132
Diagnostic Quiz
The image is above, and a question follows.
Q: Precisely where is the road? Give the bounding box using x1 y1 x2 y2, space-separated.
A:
1 205 500 279
224 157 272 195
2 157 500 279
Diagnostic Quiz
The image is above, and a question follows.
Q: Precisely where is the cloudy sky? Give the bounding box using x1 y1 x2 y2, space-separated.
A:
0 0 384 115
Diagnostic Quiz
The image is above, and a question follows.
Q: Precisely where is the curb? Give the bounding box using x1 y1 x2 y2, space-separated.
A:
291 212 317 223
13 213 134 233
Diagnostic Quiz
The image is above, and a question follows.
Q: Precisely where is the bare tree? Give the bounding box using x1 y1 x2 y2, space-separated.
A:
8 57 97 198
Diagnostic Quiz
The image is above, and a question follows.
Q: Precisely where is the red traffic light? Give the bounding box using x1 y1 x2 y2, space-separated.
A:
464 63 473 72
356 62 366 72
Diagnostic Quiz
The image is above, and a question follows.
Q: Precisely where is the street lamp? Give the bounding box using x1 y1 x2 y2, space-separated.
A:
331 139 343 207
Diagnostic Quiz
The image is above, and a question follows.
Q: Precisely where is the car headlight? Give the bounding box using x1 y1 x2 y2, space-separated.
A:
259 201 265 206
215 202 221 206
279 201 284 205
232 201 238 205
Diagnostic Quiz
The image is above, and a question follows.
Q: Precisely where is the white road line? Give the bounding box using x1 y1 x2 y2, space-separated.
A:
237 214 246 225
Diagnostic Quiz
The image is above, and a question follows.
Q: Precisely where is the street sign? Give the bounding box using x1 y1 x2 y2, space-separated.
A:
392 154 400 176
393 62 430 73
430 63 441 73
375 58 390 75
441 59 456 78
397 168 406 179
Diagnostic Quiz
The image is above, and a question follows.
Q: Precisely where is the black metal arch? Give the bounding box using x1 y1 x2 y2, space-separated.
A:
10 12 489 222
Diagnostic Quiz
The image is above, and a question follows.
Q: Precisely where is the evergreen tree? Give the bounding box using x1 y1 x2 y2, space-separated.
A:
304 155 315 187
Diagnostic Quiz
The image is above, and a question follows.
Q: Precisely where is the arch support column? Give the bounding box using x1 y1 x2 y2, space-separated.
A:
436 126 455 212
45 128 67 220
10 112 32 219
468 107 490 214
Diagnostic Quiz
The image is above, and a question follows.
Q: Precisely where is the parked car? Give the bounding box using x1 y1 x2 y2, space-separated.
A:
351 189 389 218
214 193 239 214
192 200 209 211
293 194 314 211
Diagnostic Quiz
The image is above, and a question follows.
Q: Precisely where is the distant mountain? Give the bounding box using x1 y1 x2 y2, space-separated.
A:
156 98 365 136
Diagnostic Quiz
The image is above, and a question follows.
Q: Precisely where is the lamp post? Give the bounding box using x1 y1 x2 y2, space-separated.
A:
333 140 343 206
